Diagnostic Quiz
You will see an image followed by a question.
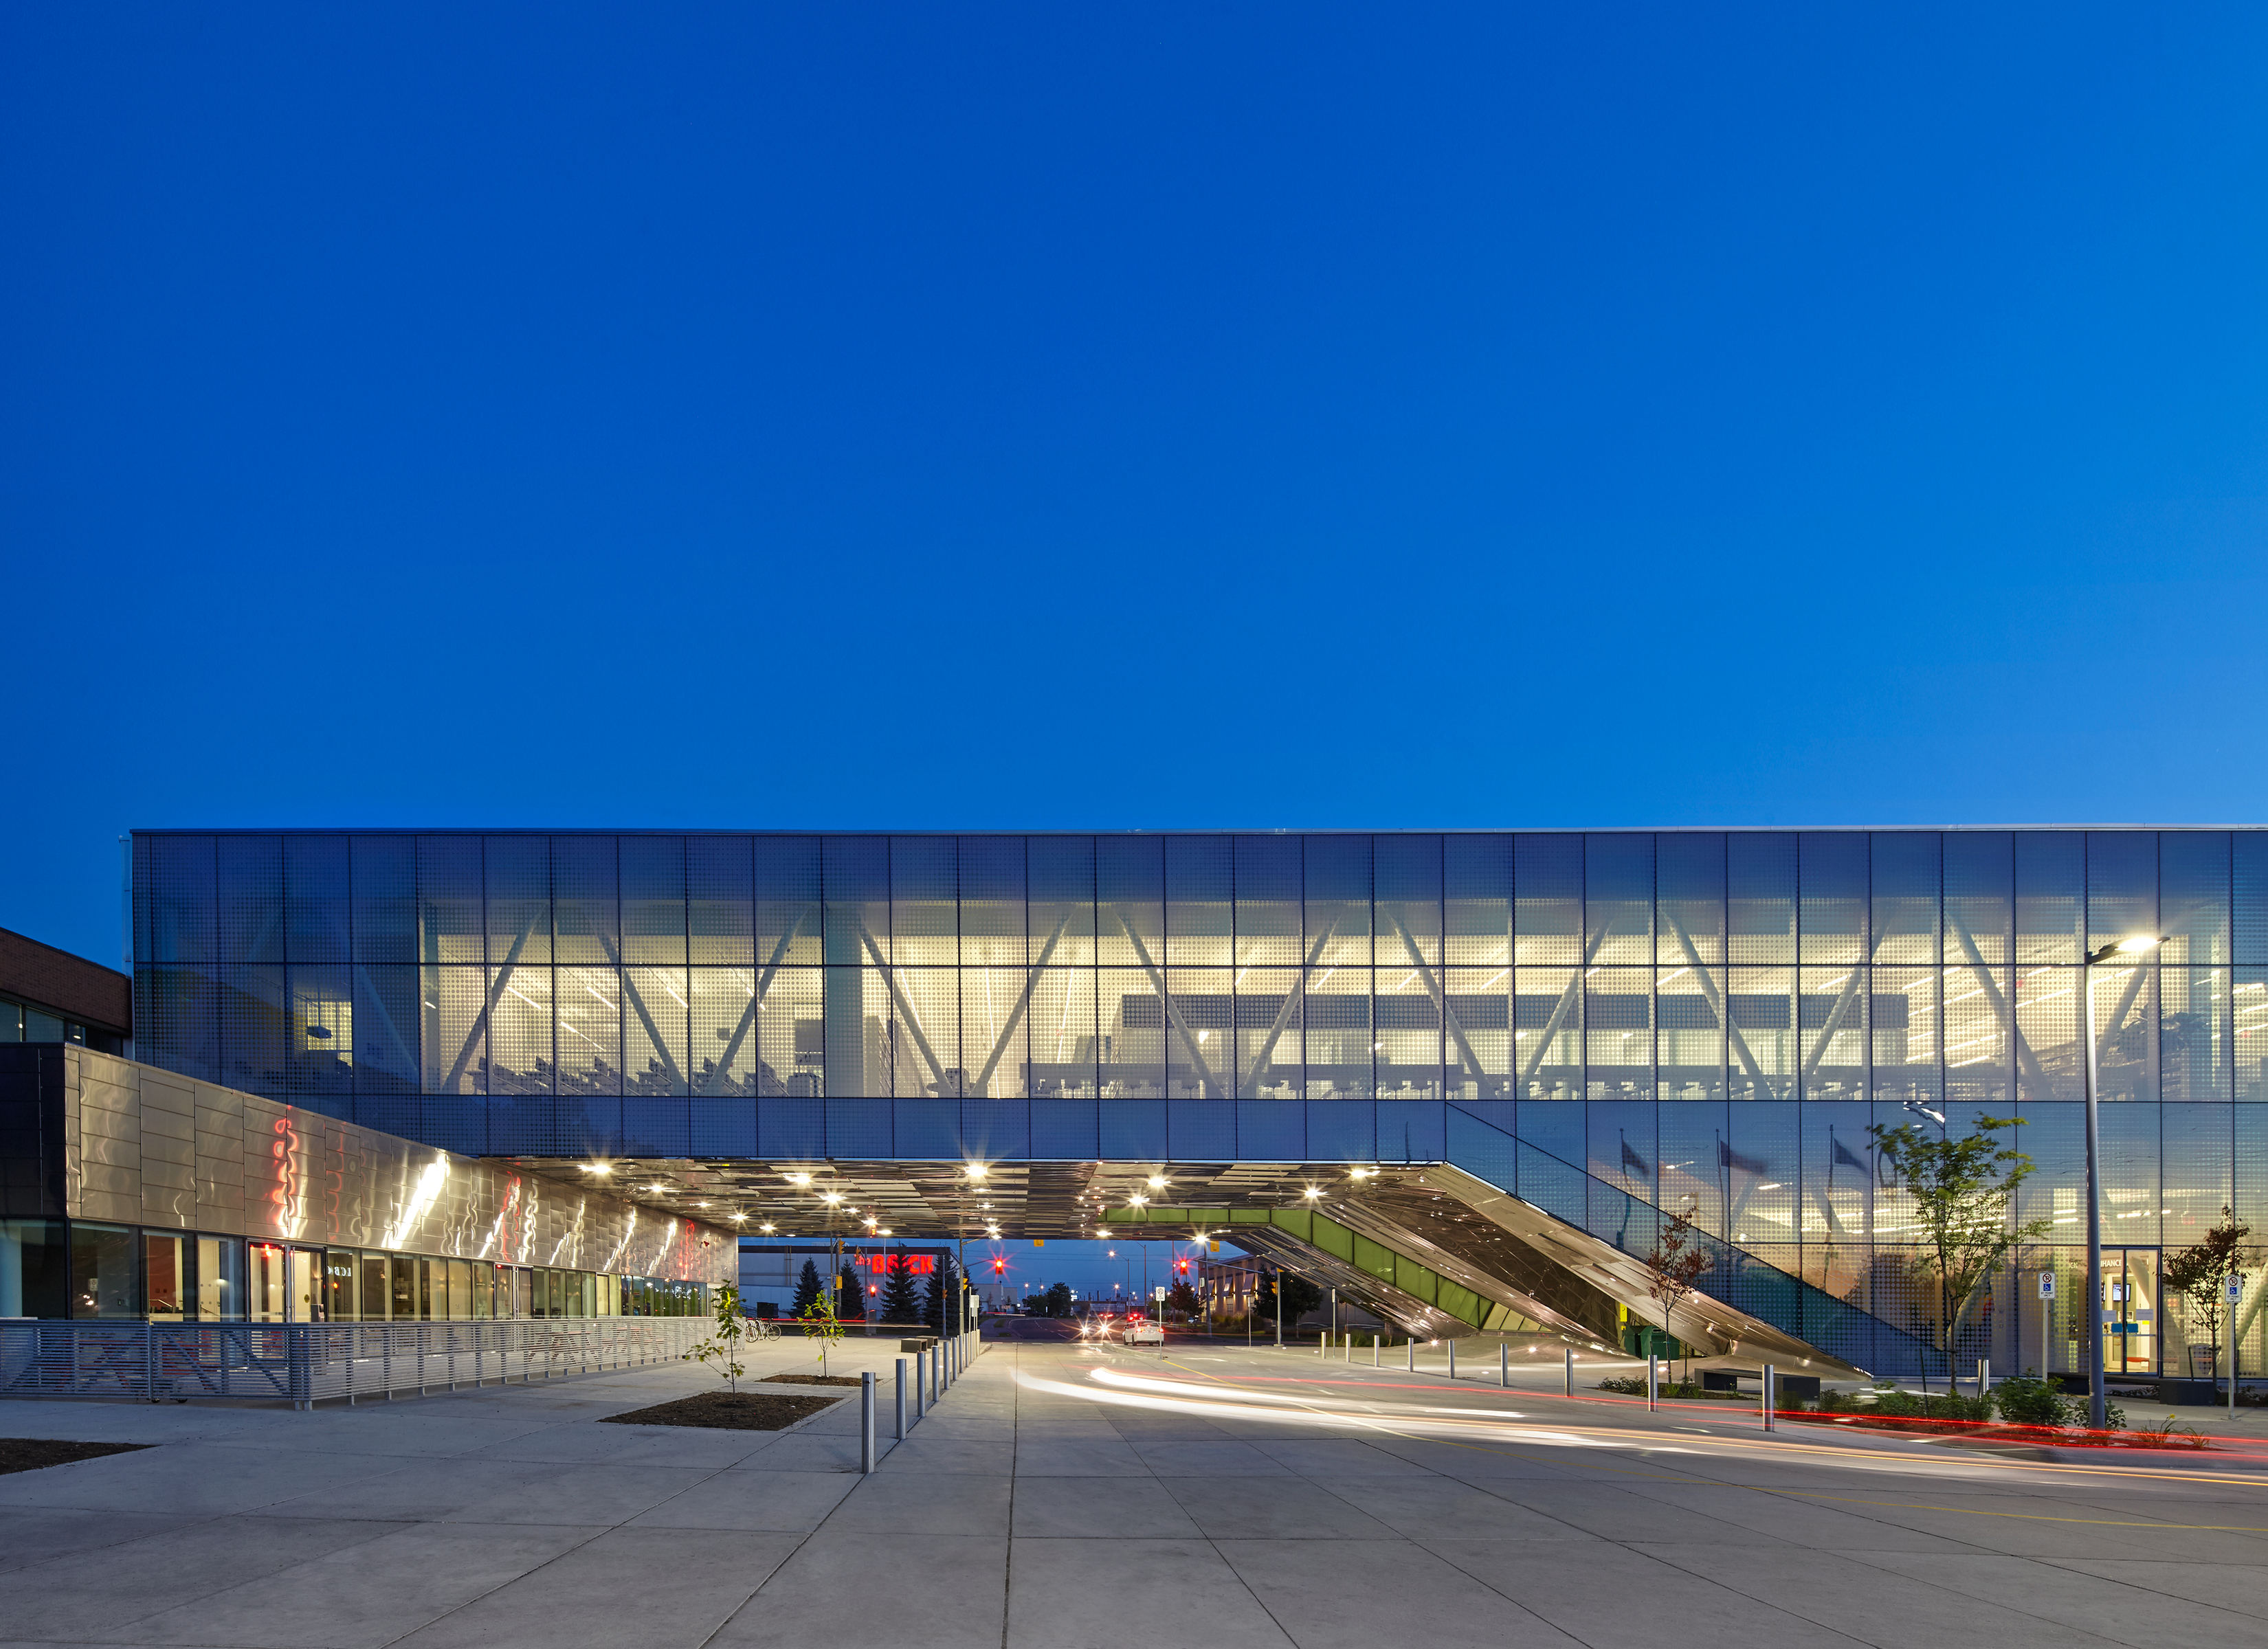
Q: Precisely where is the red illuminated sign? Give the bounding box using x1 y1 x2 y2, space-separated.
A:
854 1253 935 1275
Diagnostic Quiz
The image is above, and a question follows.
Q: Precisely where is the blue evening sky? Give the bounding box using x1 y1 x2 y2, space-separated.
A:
7 5 2267 974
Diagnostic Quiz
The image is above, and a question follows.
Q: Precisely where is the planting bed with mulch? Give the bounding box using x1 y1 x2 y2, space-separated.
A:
759 1373 869 1388
599 1392 843 1431
0 1439 153 1477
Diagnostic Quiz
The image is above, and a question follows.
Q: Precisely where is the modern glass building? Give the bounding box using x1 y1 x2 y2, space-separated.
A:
126 828 2268 1382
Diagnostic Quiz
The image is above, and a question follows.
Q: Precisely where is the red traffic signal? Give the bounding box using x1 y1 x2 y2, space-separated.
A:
992 1258 1006 1273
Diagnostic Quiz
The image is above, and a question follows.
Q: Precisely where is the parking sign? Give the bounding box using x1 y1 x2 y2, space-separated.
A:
2230 1275 2245 1303
2037 1273 2056 1300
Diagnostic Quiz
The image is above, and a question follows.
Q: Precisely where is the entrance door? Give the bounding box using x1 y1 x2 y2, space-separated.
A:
2103 1250 2159 1376
289 1249 320 1322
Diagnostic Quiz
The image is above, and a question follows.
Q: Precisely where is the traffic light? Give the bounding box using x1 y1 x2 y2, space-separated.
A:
992 1257 1006 1275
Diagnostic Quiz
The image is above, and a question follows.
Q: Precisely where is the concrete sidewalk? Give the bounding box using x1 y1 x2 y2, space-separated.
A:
1 1334 2265 1648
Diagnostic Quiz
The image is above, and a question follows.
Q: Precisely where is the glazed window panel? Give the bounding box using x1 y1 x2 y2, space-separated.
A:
1030 968 1097 1098
284 835 350 963
1234 835 1304 967
1944 960 2012 1112
1377 955 1442 1102
823 965 887 1097
557 965 624 1096
1377 833 1443 968
959 835 1027 967
690 967 759 1096
485 836 553 968
2087 961 2156 1104
687 835 755 966
1443 834 1512 969
1799 833 1868 965
1656 963 1724 1103
487 965 553 1095
1871 831 1941 965
416 835 485 965
1100 966 1164 1098
1584 834 1652 965
287 964 355 1098
553 835 621 967
1726 966 1796 1100
891 836 959 966
2163 967 2231 1102
1232 967 1302 1099
623 967 691 1097
1727 835 1796 965
1799 964 1867 1103
1164 967 1232 1098
1305 966 1372 1099
421 965 488 1095
1028 836 1097 968
961 967 1029 1098
2161 833 2230 967
1303 835 1372 967
2014 965 2081 1103
1097 835 1164 969
1656 833 1724 967
2241 970 2268 1101
1515 834 1582 965
1443 965 1511 1101
758 966 825 1097
2086 830 2157 958
217 835 285 965
890 967 961 1098
755 836 823 967
1583 966 1651 1101
350 835 417 965
1944 831 2013 967
1870 967 1941 1109
1516 965 1581 1101
2014 832 2084 965
620 836 688 966
1166 835 1234 968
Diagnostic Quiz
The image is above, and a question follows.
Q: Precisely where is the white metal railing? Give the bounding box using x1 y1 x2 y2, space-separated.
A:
0 1319 714 1408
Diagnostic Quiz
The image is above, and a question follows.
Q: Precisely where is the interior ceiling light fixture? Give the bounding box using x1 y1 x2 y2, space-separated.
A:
759 1223 777 1233
646 1184 667 1194
965 1162 988 1180
1129 1194 1148 1207
1302 1186 1322 1199
821 1191 843 1205
1147 1175 1168 1189
786 1172 814 1186
581 1162 612 1176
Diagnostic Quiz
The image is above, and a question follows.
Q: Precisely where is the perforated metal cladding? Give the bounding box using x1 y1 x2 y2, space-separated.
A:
124 830 2268 1167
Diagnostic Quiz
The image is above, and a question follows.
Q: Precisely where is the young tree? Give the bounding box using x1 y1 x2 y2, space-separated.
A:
1165 1278 1201 1320
796 1279 845 1377
837 1264 867 1321
1641 1204 1711 1380
791 1257 824 1314
1870 1112 2052 1387
882 1250 923 1326
2164 1210 2254 1382
682 1282 752 1395
1043 1281 1076 1319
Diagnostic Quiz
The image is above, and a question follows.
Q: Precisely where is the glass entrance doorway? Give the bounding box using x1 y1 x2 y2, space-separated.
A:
2103 1250 2159 1377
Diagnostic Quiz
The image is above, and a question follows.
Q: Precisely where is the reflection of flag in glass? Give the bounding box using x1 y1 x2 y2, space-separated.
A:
1620 1133 1651 1178
1830 1132 1867 1173
1717 1139 1768 1174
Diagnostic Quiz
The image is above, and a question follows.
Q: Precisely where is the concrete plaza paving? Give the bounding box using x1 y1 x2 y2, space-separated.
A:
0 1330 2265 1648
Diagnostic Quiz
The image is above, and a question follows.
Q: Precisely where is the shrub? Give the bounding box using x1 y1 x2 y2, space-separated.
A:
1988 1372 2071 1427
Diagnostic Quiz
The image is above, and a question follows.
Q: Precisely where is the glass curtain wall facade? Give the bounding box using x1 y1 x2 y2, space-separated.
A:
132 829 2268 1378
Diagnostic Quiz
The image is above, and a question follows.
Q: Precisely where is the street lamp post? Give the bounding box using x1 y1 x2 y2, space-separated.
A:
2084 934 2159 1432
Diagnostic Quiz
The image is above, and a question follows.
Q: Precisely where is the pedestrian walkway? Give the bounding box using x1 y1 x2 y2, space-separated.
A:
1 1334 2266 1648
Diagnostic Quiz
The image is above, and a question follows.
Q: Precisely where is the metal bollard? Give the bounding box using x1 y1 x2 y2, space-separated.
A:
1977 1358 1991 1399
915 1349 927 1420
1344 1333 1350 1363
1761 1363 1775 1431
1408 1339 1416 1373
896 1358 908 1441
1448 1340 1456 1380
860 1372 876 1474
1372 1334 1379 1367
1647 1353 1658 1411
1501 1343 1510 1387
1564 1346 1573 1396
